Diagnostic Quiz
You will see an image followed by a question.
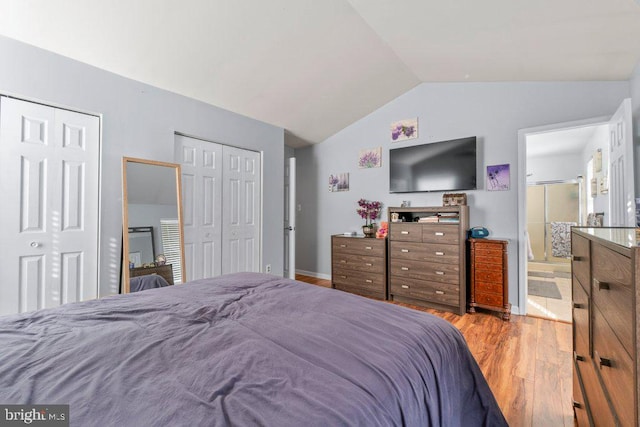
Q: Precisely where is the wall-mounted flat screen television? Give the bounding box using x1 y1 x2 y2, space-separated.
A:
389 136 477 193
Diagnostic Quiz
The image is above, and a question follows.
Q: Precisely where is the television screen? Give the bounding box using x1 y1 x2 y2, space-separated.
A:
389 137 477 193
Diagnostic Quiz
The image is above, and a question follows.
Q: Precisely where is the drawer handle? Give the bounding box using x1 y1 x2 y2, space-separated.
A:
365 246 372 250
573 302 584 309
340 260 347 263
340 275 347 279
596 351 612 369
435 290 445 295
401 267 409 271
340 244 347 248
401 285 409 289
435 232 444 236
435 271 444 275
365 279 372 283
435 251 444 256
594 279 610 290
571 255 583 261
401 231 410 235
401 249 409 253
574 353 585 362
365 263 373 266
572 401 583 409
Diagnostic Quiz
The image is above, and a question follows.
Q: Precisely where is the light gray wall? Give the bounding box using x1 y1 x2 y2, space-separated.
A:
296 81 630 305
632 61 640 199
0 36 285 297
526 153 583 183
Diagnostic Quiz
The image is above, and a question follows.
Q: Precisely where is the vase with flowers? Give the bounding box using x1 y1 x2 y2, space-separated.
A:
357 199 382 238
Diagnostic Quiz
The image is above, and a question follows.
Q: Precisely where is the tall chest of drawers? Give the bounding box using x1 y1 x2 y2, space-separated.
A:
571 228 639 427
469 238 510 320
331 235 387 300
387 206 469 315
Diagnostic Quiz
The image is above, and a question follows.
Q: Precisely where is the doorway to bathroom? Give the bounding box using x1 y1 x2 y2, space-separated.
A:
526 181 580 322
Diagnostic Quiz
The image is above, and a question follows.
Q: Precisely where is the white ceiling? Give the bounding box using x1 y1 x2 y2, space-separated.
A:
1 0 639 147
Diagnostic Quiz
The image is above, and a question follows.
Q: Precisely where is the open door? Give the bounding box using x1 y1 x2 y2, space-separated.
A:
609 98 635 226
284 157 296 279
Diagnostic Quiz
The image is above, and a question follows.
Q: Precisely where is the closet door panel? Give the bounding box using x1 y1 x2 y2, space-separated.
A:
0 96 99 315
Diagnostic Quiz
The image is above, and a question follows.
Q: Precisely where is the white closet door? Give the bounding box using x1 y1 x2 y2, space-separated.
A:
174 134 223 281
0 96 99 315
222 146 261 274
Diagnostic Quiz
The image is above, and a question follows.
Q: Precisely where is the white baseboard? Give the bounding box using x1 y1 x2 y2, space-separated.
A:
295 269 331 281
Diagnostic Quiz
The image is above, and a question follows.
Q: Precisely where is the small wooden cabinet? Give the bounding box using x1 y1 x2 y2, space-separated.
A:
130 264 174 285
468 238 510 320
331 235 387 299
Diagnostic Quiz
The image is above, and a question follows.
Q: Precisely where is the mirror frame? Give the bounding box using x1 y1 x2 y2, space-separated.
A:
121 157 186 293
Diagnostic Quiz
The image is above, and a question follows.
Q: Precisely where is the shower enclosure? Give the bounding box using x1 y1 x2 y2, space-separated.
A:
526 181 581 265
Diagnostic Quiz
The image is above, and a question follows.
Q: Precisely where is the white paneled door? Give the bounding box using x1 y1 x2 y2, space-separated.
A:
174 134 223 281
0 96 99 315
609 98 635 227
221 146 261 274
175 135 261 280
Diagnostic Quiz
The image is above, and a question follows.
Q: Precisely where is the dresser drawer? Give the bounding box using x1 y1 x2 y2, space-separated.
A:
390 258 459 284
591 244 632 355
389 277 459 306
332 254 384 274
421 224 458 244
389 223 422 242
334 282 385 300
571 233 590 294
389 241 458 264
592 306 634 427
474 269 502 283
475 292 503 307
473 243 503 261
474 280 503 295
332 236 385 257
572 361 590 427
572 277 589 360
575 353 615 427
332 267 385 289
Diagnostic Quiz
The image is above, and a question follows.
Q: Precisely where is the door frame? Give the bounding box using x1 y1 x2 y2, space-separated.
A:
517 115 608 315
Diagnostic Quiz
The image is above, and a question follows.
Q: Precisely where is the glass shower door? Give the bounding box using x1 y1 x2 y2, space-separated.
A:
527 182 579 263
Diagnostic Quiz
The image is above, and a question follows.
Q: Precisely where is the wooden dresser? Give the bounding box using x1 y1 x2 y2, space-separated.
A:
468 238 510 320
387 206 469 315
130 264 175 285
331 235 387 300
571 228 638 426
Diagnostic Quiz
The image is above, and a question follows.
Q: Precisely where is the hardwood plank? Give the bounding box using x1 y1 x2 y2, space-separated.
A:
295 273 573 427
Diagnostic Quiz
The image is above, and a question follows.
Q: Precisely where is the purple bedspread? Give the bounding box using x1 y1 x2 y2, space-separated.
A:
0 273 507 426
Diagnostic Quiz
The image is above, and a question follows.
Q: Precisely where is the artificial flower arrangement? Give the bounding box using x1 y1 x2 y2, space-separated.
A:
357 199 383 237
376 221 388 239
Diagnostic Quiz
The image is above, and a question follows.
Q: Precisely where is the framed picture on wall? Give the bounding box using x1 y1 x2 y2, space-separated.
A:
486 164 510 191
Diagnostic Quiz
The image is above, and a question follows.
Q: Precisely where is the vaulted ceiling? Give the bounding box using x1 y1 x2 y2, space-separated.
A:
1 0 639 147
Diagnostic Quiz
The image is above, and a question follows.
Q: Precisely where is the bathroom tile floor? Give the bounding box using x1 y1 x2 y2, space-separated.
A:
526 263 571 323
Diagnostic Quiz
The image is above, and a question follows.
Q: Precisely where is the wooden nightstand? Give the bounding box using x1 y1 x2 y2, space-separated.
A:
468 238 510 320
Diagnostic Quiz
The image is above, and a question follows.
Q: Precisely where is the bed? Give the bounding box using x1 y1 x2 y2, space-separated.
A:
0 272 507 426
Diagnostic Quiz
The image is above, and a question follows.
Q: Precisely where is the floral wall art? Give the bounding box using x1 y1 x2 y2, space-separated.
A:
487 164 510 191
329 173 349 192
358 147 382 168
391 118 418 142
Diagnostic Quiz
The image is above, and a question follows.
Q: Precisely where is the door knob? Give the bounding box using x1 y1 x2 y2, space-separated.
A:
30 241 41 248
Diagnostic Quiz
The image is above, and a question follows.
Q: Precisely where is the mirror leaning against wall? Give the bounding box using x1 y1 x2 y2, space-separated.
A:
122 157 186 293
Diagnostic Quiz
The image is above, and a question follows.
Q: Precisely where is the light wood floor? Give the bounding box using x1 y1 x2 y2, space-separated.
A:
296 274 573 427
